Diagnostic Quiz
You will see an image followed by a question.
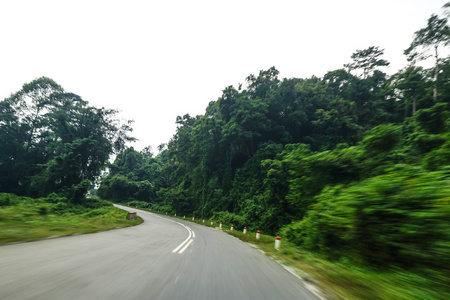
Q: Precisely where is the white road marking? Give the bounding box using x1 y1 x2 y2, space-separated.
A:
147 211 195 254
178 239 194 254
171 229 192 253
114 206 196 255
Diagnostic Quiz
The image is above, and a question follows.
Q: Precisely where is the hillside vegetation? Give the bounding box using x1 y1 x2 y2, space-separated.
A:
0 193 142 245
97 7 450 291
1 5 449 299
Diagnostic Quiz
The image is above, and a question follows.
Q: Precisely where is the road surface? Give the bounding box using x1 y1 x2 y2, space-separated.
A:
0 205 320 300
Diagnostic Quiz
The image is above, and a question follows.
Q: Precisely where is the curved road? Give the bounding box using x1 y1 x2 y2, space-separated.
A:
0 205 320 300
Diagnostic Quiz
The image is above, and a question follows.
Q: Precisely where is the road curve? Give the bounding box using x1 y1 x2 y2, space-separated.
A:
0 205 320 300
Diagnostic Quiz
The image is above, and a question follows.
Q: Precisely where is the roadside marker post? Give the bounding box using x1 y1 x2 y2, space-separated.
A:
219 222 222 229
231 225 233 231
203 219 205 223
192 216 195 221
184 215 185 218
275 236 281 250
256 230 260 240
211 220 214 225
243 227 247 234
174 213 176 216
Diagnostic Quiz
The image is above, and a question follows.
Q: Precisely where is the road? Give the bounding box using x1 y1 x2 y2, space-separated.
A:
0 205 320 300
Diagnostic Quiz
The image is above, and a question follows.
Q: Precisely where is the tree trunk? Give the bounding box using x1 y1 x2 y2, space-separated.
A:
433 45 439 102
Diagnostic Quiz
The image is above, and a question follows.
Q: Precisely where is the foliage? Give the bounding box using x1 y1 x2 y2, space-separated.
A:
280 166 450 270
1 8 447 294
0 77 135 203
0 193 142 245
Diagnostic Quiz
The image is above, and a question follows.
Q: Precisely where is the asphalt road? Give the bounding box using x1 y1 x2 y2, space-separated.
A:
0 205 320 300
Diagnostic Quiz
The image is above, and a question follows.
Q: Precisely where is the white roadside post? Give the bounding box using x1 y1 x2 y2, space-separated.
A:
174 213 176 216
256 230 261 240
219 222 222 229
275 236 281 250
203 219 205 223
243 227 247 234
231 225 234 231
183 215 185 218
192 216 195 221
211 220 214 226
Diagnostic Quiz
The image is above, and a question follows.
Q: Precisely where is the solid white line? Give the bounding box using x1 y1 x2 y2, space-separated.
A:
115 206 195 254
171 229 192 253
148 214 195 254
178 239 194 254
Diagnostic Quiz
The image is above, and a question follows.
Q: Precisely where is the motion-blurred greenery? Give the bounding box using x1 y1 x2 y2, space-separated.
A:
0 193 142 245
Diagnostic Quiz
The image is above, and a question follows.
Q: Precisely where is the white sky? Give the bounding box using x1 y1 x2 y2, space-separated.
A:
0 0 447 153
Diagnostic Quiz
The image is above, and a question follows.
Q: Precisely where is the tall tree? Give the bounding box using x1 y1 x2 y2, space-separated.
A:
344 46 390 79
0 77 135 201
393 66 428 116
404 14 450 102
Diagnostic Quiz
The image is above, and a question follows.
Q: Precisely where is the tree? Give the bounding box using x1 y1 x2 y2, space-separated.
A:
344 46 390 79
246 66 280 99
0 77 135 201
404 14 450 102
393 66 428 116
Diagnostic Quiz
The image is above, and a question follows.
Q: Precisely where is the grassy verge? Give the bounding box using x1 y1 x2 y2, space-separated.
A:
0 194 143 245
140 207 449 300
225 230 449 300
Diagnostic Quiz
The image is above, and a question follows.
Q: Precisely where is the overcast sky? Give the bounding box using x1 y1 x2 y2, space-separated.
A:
0 0 447 153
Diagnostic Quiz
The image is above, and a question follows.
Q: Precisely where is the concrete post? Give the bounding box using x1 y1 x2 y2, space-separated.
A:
275 236 281 250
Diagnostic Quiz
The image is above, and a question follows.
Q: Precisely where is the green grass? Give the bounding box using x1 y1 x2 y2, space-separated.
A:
225 230 450 300
0 194 143 245
142 206 450 300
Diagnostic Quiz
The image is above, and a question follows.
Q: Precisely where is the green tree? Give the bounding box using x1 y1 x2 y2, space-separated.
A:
0 77 134 202
393 66 429 116
344 46 390 79
404 14 450 102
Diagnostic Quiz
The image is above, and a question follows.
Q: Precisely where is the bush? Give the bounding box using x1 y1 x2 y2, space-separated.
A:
46 193 69 204
0 193 13 206
280 166 450 268
212 211 247 228
127 200 152 209
51 202 69 214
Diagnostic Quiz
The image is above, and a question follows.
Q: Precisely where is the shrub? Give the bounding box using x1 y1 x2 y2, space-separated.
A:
280 166 450 268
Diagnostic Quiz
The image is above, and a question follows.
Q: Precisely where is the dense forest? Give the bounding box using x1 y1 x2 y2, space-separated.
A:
0 77 135 203
97 9 450 270
1 6 449 275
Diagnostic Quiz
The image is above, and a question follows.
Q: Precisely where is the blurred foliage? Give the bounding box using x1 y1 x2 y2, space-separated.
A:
0 193 142 244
